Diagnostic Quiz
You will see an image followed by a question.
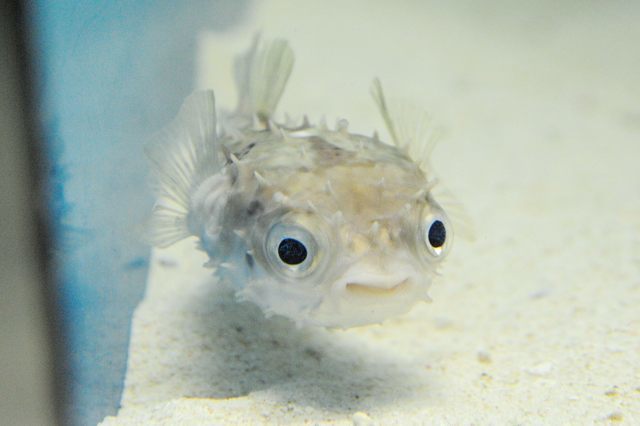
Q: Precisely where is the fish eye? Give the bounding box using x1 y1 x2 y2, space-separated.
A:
423 215 450 257
428 220 446 248
278 238 308 265
265 223 318 276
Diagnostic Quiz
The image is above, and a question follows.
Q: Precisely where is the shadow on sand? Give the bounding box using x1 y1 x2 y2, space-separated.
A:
164 280 431 413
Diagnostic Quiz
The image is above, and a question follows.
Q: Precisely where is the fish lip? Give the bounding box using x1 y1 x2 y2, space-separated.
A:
344 278 410 296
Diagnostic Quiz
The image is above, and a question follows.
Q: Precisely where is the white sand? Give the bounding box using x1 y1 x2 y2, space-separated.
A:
102 1 640 424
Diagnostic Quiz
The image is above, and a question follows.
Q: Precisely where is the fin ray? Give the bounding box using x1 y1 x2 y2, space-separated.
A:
372 80 472 238
370 79 439 174
431 184 476 241
234 36 295 123
145 91 219 247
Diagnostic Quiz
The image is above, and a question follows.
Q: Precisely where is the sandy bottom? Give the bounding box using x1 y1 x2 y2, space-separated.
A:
102 1 640 424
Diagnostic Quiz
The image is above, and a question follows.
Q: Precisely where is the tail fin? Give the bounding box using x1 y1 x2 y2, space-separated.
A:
234 36 295 124
145 91 220 247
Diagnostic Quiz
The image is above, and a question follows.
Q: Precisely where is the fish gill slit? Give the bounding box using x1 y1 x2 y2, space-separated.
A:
245 252 254 269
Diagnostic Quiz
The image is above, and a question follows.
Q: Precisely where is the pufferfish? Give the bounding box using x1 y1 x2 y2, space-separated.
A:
146 38 455 328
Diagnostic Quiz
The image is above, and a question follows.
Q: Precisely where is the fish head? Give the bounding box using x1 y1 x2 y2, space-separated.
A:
238 160 452 328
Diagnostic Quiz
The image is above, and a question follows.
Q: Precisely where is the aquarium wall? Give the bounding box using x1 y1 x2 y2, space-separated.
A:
1 4 55 425
21 1 250 424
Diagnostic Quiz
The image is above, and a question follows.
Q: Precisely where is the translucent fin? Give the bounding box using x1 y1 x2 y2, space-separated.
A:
371 80 473 240
431 184 476 241
145 91 220 247
370 79 439 174
234 36 295 123
370 78 400 144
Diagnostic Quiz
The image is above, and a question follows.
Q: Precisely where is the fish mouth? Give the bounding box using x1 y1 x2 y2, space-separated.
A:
345 279 410 296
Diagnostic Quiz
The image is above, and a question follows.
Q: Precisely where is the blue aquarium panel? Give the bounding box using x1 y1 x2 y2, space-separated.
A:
27 1 250 424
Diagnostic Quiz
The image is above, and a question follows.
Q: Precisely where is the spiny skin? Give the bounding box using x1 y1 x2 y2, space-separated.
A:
147 38 453 328
188 123 450 328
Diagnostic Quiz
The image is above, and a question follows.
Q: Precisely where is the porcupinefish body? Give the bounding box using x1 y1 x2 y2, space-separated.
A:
146 38 453 328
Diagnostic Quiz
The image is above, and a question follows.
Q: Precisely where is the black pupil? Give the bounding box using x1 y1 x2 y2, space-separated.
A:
278 238 308 265
428 220 446 248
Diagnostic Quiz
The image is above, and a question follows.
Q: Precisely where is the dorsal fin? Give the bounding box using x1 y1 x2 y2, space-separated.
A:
234 36 295 124
145 91 220 247
370 78 438 174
